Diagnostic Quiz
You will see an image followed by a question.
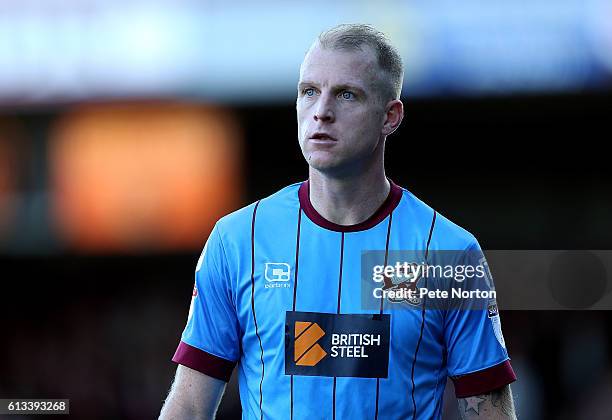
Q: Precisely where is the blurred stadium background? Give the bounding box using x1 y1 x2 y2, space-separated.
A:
1 0 611 419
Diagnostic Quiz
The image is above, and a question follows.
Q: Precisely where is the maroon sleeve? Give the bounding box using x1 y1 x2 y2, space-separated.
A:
452 360 517 398
172 341 237 382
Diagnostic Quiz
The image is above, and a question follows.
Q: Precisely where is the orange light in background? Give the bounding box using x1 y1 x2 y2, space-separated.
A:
50 102 243 252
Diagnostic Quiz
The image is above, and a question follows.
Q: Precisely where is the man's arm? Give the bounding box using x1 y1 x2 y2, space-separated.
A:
159 365 227 420
457 384 517 420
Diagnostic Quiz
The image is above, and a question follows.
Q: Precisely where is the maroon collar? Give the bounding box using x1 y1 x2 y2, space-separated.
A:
298 179 403 232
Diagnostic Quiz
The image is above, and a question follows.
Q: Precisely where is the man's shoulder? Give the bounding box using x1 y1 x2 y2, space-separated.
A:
215 181 302 240
399 187 479 251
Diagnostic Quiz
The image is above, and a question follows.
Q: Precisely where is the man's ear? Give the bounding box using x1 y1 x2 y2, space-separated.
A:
381 99 404 137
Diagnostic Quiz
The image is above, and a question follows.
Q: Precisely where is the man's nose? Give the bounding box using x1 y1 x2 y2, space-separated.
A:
314 93 335 122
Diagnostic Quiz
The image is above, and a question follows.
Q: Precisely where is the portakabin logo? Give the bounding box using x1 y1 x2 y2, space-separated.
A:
294 322 327 366
265 263 291 289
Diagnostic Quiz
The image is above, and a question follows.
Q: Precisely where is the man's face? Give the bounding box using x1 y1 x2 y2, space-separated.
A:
296 45 388 175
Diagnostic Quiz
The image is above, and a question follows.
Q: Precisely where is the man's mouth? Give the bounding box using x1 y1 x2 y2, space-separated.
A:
310 132 337 141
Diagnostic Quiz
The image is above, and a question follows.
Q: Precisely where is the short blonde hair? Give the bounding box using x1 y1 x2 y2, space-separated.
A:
317 23 404 102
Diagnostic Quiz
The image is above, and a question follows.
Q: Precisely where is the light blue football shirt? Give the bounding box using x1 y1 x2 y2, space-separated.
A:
173 180 516 420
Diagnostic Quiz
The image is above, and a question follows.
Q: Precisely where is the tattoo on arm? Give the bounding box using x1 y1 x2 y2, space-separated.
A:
457 385 517 419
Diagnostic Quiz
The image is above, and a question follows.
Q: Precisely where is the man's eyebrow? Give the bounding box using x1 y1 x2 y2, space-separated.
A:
334 84 366 95
297 81 317 89
297 81 366 95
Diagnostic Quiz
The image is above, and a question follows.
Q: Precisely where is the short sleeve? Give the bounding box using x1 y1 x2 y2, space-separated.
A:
172 224 240 382
444 240 517 397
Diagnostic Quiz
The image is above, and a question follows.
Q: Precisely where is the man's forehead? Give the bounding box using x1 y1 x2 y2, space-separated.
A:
299 45 380 87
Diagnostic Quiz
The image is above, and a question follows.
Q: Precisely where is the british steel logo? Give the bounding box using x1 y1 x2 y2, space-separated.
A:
285 311 390 378
294 321 327 366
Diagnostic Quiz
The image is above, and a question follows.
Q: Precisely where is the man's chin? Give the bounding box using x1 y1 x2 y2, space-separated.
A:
305 155 341 172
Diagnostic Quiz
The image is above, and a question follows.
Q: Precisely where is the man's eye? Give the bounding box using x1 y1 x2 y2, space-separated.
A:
341 91 354 100
303 88 315 96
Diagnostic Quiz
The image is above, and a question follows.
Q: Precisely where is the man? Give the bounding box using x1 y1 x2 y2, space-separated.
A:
160 24 517 419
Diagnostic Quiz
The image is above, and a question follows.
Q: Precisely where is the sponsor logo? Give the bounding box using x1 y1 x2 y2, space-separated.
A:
487 296 506 349
285 311 390 378
265 263 291 289
265 263 290 281
294 322 327 366
487 300 499 318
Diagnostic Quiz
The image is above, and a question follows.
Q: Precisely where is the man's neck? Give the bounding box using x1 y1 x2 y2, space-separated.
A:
308 167 391 226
